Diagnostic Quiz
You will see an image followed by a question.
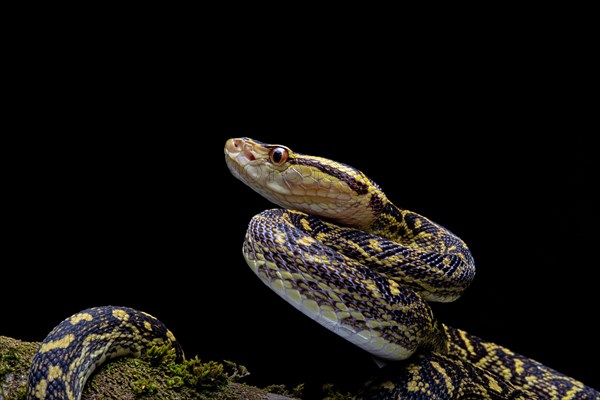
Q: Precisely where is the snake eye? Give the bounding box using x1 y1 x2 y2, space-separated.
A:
269 147 289 166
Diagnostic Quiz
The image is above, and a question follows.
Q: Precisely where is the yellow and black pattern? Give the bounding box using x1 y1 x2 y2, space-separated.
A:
357 348 536 399
443 326 595 399
359 325 598 399
243 208 450 360
225 137 599 399
26 305 182 400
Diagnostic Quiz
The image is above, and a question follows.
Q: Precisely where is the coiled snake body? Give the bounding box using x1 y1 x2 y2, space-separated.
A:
225 137 599 399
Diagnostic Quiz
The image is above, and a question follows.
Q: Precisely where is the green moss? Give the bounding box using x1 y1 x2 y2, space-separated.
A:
321 383 357 400
222 360 250 381
0 336 37 400
0 349 19 378
138 344 252 393
142 343 178 366
1 336 301 400
263 382 305 398
132 378 159 395
170 357 228 390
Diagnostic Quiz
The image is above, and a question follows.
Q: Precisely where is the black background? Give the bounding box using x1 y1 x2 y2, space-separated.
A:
2 14 597 399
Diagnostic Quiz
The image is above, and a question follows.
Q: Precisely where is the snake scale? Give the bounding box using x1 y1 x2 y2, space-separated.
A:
224 137 599 399
22 137 597 399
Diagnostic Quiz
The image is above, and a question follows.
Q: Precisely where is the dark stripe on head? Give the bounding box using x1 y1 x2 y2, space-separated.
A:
289 157 369 195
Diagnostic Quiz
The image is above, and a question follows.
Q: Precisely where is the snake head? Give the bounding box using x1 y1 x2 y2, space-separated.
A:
224 137 285 177
225 137 387 229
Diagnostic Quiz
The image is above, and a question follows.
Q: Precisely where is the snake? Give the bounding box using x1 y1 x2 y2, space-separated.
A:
21 137 597 400
224 137 599 399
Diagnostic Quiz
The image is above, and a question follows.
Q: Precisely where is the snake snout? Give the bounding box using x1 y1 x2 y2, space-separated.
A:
225 138 244 156
225 138 257 165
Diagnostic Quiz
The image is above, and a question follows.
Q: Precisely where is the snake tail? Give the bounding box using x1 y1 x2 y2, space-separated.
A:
26 305 183 400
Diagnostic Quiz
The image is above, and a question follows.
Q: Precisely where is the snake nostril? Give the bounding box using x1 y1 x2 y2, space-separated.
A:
226 138 243 153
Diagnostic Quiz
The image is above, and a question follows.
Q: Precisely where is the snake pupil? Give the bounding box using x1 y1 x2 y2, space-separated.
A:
269 147 288 165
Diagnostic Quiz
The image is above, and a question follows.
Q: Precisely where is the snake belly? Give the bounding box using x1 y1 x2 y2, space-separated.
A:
225 137 599 399
26 305 182 400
